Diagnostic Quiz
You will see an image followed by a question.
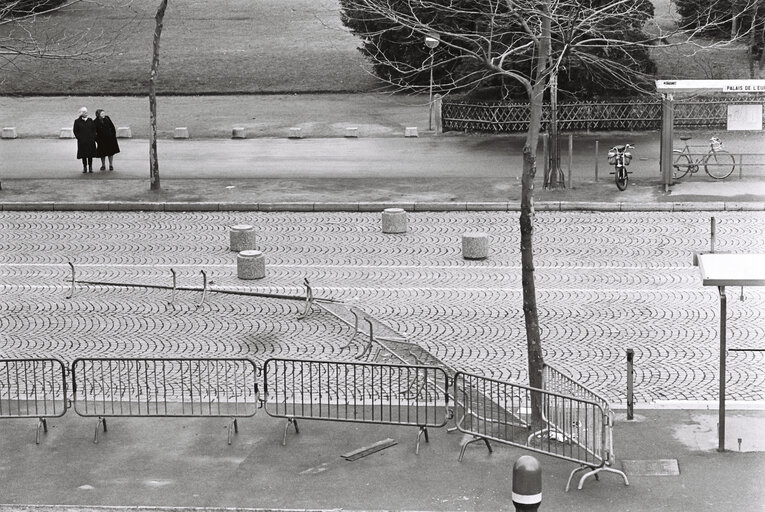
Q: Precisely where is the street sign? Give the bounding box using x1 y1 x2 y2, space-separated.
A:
656 79 765 93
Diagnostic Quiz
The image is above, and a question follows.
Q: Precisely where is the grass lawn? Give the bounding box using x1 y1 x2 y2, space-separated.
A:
0 0 378 95
0 0 756 96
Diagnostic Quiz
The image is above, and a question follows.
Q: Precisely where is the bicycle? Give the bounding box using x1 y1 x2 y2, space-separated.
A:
672 136 736 180
607 143 634 191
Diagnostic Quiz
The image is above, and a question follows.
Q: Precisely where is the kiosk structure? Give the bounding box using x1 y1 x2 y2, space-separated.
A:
655 79 765 192
697 252 765 451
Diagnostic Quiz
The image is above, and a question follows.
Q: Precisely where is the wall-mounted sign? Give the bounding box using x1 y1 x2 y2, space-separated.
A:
727 104 763 131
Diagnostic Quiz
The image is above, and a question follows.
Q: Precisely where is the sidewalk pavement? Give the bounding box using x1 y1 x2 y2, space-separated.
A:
0 408 763 511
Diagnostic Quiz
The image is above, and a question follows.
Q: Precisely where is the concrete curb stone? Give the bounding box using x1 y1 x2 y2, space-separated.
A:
0 201 763 212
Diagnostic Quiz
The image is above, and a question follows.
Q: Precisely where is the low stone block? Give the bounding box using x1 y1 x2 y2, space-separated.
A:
381 207 408 234
2 127 18 139
289 127 303 139
116 127 132 138
59 128 74 139
237 250 265 280
174 127 189 139
404 127 418 138
462 232 489 260
232 127 247 139
229 224 257 252
345 127 359 138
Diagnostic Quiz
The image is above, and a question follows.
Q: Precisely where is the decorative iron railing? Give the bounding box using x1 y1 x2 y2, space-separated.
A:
442 97 765 133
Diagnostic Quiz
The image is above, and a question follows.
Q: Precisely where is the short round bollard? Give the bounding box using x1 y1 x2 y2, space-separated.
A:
381 208 408 234
229 224 257 252
237 250 265 280
462 231 489 260
512 455 542 512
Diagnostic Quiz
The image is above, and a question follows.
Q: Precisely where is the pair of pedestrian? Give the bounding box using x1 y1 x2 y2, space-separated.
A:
73 107 120 173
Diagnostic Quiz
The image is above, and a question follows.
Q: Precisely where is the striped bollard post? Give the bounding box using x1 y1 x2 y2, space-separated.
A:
512 455 542 511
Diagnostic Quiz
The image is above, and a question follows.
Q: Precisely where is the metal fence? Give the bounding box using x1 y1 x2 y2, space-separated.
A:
263 358 450 452
0 358 68 443
71 358 260 443
443 97 765 133
454 370 629 491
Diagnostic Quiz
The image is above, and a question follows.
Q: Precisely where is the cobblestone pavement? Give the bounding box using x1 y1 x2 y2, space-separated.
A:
1 210 764 405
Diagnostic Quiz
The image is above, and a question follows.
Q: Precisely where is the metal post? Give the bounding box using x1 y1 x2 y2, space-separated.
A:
718 286 727 452
711 216 716 254
626 349 634 420
739 154 743 179
428 48 434 131
660 93 674 192
568 134 573 188
595 140 599 182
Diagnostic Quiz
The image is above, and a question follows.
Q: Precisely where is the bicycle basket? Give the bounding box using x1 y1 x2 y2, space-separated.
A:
607 150 617 165
624 152 632 165
710 137 723 151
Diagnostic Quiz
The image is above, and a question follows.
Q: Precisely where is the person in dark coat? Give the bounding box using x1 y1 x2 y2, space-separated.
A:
73 107 97 173
94 108 120 171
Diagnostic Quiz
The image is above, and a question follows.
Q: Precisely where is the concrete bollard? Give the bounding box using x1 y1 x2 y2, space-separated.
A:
2 127 18 139
381 208 408 234
59 128 74 139
174 127 189 139
404 127 418 137
289 127 303 139
345 127 359 138
512 455 542 511
116 127 132 138
462 232 489 260
232 127 247 139
237 250 265 280
229 224 257 252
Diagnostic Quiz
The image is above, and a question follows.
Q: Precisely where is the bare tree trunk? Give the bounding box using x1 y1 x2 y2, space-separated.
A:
521 1 551 423
148 0 168 191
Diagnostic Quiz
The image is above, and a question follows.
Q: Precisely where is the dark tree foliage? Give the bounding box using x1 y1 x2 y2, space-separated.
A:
1 0 66 15
339 0 657 99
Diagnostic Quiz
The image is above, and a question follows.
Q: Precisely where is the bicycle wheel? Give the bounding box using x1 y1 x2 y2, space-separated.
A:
672 152 692 179
704 150 735 179
615 167 628 191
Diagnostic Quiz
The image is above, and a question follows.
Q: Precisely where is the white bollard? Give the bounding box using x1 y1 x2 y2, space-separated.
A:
237 250 265 280
174 127 189 139
116 127 132 138
1 127 18 139
404 127 418 137
289 127 303 139
345 127 359 138
381 208 408 234
229 224 257 252
59 128 74 139
462 232 489 260
232 127 247 139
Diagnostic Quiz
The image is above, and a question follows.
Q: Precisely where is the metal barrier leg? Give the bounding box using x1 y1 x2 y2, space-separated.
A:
297 278 314 320
196 270 208 309
282 417 299 446
577 466 629 491
415 426 429 455
458 435 492 461
94 417 107 444
170 268 177 304
66 262 76 299
35 417 48 445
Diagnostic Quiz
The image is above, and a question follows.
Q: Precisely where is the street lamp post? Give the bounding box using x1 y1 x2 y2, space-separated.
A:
424 34 440 131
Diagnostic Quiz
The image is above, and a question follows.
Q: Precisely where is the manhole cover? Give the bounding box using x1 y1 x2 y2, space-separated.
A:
622 459 680 476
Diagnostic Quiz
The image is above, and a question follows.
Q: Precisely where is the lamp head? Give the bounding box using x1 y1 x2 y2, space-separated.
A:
424 35 440 49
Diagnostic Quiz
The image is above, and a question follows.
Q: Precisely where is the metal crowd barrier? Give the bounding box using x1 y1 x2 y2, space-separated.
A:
263 358 451 453
71 358 260 444
541 363 629 490
0 358 68 443
454 370 628 491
